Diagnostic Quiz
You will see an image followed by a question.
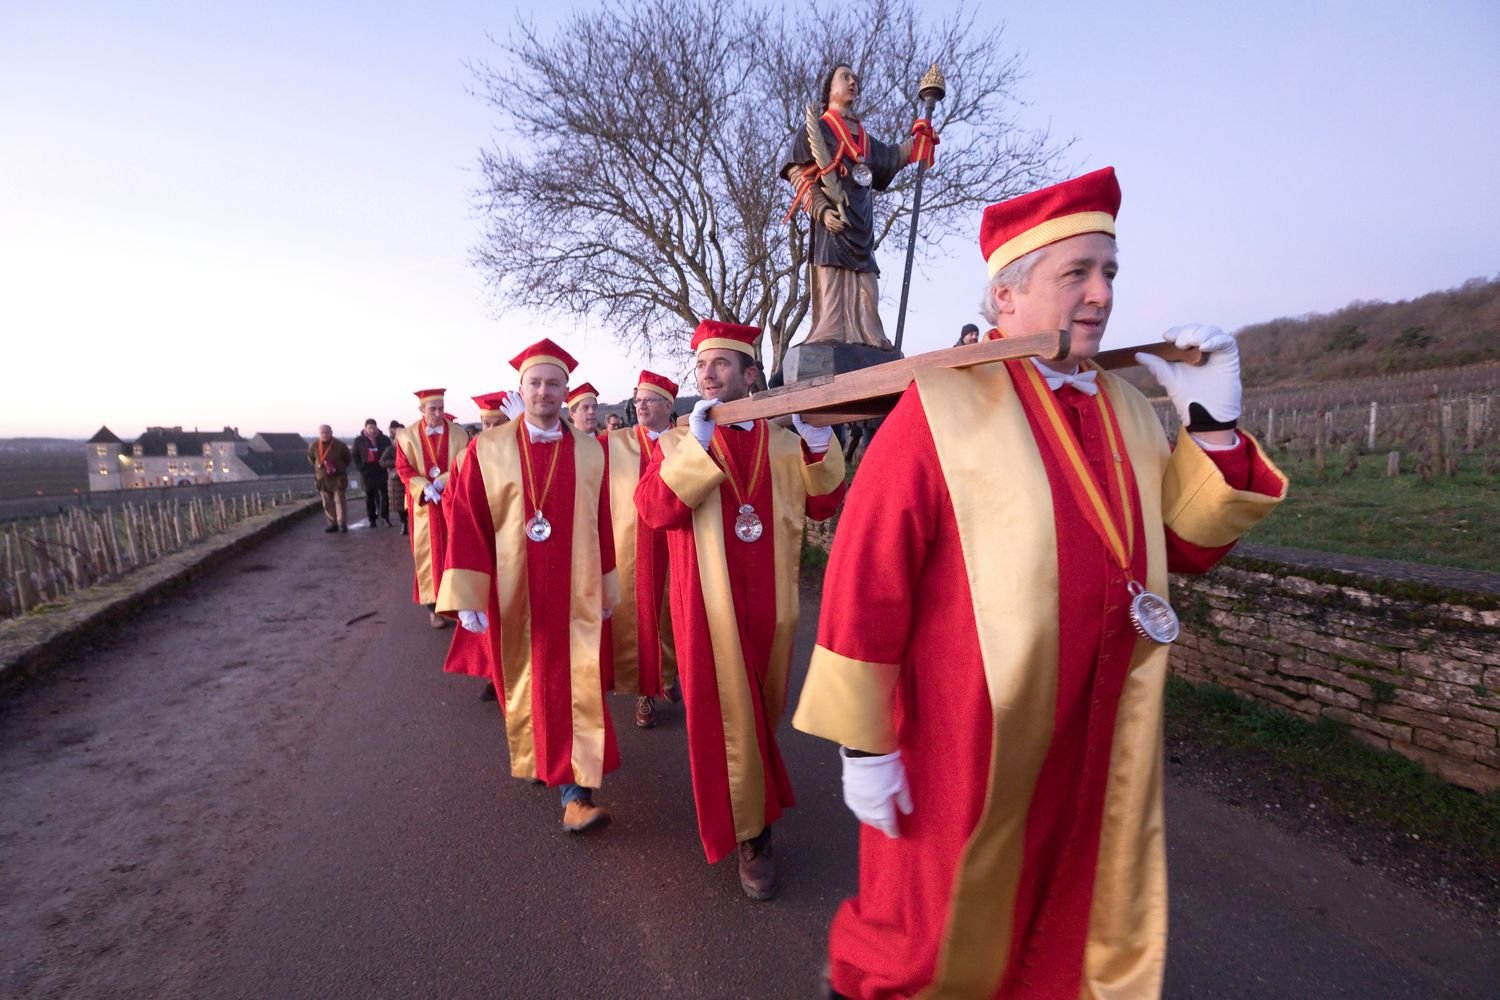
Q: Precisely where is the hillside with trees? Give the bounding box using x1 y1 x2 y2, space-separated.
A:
1233 275 1500 387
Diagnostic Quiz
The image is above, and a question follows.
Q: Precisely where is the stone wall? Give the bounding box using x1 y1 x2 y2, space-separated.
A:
1170 544 1500 793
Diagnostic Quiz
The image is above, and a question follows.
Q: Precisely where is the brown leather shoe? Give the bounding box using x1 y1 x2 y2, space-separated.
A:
664 681 683 704
737 828 775 900
635 695 657 728
562 799 611 833
429 612 449 629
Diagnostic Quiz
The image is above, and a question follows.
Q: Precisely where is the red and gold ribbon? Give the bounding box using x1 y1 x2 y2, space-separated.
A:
783 111 871 223
709 421 768 512
517 422 564 516
1009 358 1135 573
419 422 448 476
909 118 939 167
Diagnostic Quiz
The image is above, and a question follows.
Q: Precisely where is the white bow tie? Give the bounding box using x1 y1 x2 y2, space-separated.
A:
425 424 445 436
1032 360 1099 396
525 420 564 443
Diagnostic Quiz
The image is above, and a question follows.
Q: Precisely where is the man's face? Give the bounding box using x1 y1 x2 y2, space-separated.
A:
605 414 624 430
480 414 507 430
828 66 858 110
521 364 568 425
570 398 599 433
992 232 1117 366
364 422 378 437
420 399 444 427
696 349 757 403
633 391 673 432
318 425 332 442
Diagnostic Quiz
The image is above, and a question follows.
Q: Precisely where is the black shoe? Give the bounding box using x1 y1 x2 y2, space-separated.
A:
339 525 348 533
324 524 339 533
401 526 409 536
737 827 775 900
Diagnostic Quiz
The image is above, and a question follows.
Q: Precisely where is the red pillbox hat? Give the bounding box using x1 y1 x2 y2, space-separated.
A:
979 167 1120 276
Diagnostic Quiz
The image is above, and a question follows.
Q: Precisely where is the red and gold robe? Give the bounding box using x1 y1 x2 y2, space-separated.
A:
605 425 676 698
793 364 1287 999
442 437 500 683
437 421 621 788
395 421 469 605
636 422 846 862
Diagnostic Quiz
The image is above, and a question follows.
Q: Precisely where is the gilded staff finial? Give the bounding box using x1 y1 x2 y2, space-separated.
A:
918 64 946 103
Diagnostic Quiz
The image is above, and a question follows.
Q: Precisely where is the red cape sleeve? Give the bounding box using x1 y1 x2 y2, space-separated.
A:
634 437 695 531
1166 433 1285 574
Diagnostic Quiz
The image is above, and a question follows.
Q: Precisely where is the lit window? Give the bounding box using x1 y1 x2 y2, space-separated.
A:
133 444 143 456
95 445 107 456
220 463 230 473
98 466 108 475
167 443 177 457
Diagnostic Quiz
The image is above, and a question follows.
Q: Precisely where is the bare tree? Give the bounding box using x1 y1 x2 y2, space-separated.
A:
472 0 1069 373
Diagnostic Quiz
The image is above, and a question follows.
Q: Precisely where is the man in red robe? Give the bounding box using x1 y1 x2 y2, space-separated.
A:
605 370 682 729
395 389 470 629
566 382 601 438
793 167 1288 998
443 390 522 702
438 341 620 833
636 320 847 899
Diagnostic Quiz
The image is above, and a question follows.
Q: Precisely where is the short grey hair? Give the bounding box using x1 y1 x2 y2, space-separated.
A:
977 238 1118 326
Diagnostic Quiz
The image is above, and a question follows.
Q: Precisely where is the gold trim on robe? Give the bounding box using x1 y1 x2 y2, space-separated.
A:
451 424 610 787
795 365 1282 999
397 423 469 605
658 426 844 843
791 649 901 753
1162 430 1286 548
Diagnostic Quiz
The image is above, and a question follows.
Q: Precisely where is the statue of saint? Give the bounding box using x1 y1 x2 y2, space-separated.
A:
781 63 937 350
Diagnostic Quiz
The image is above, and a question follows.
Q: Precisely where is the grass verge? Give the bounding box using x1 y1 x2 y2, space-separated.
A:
1165 675 1500 863
1243 453 1499 571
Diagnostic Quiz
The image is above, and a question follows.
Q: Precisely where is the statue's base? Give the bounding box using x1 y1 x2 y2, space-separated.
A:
777 343 902 386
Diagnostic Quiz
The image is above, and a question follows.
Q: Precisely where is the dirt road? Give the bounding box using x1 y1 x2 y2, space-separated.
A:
2 515 1495 998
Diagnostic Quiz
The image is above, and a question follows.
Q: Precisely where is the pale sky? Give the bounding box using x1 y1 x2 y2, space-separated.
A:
2 1 1496 440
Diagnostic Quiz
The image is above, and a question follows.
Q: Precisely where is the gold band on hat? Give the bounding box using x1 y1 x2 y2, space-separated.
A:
517 354 573 376
636 382 675 402
695 337 757 358
986 211 1116 276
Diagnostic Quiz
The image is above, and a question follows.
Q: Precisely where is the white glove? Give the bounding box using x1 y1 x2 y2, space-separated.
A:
421 484 440 504
840 747 913 838
1134 324 1242 428
500 391 524 420
792 413 833 453
458 609 489 633
689 398 718 448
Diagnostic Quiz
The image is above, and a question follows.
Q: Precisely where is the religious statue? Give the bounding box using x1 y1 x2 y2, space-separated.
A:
781 63 939 351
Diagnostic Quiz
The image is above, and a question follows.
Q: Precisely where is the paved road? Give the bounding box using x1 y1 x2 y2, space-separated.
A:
1 516 1495 999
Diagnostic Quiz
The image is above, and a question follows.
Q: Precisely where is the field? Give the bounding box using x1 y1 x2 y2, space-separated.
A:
0 442 86 499
1241 453 1498 572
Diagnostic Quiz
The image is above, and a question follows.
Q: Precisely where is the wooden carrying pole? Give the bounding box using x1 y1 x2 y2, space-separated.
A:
712 333 1203 426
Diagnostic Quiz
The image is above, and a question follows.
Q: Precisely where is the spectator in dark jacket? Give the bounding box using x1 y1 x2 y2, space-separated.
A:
352 418 393 527
382 421 408 534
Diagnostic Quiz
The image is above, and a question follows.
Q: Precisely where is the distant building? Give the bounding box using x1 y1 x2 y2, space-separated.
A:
86 425 310 491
